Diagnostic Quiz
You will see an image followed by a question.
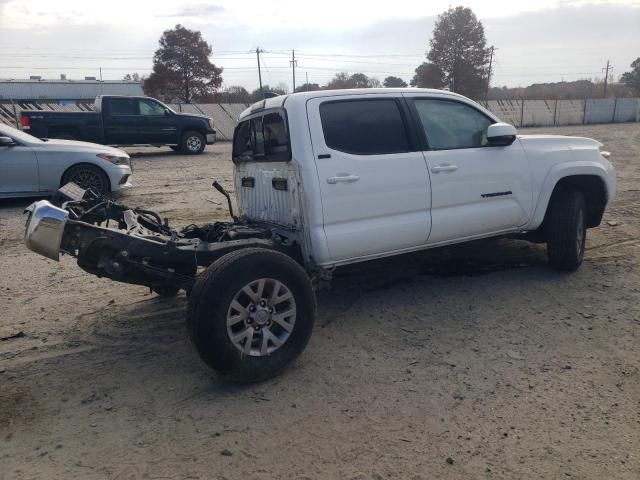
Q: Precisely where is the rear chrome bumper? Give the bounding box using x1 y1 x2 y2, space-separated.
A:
24 200 68 261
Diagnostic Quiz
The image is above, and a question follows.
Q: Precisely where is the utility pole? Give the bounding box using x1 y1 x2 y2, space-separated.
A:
256 47 264 99
99 67 103 81
306 72 309 91
290 49 297 92
485 45 494 106
602 60 612 98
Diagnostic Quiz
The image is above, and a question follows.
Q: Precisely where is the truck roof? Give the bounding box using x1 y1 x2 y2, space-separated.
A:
240 88 471 119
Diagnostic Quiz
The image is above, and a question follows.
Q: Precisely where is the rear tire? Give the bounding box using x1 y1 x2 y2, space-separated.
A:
187 248 316 383
62 164 110 195
547 190 587 271
181 131 206 154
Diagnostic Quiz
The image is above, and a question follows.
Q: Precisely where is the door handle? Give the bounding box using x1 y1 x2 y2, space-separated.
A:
431 163 458 173
327 175 360 184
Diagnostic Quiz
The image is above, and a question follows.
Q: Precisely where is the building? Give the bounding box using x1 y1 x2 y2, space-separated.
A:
0 77 144 102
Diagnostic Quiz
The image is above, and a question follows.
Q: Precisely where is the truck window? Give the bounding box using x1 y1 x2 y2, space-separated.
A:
319 99 409 155
413 99 493 150
109 98 138 116
139 99 166 116
232 110 290 162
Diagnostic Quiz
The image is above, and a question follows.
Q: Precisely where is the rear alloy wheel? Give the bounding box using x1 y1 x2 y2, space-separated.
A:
181 131 206 154
62 164 110 194
187 248 316 383
547 190 587 271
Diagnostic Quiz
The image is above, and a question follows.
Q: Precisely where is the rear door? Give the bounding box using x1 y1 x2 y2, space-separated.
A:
102 97 141 145
306 94 431 262
405 94 532 244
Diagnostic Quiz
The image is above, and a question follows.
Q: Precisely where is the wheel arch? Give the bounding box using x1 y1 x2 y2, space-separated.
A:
539 173 608 231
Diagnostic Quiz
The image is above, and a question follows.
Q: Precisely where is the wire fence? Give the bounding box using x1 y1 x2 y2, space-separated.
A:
1 98 639 139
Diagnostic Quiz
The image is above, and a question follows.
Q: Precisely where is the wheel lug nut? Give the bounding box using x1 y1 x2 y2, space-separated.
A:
260 301 266 307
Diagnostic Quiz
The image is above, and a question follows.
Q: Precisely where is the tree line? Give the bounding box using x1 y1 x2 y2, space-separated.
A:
134 9 640 104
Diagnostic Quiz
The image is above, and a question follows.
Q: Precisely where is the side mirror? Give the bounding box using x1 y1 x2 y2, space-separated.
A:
0 136 16 147
487 123 517 146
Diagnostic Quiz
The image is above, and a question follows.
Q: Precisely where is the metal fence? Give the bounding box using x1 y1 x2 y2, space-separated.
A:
2 98 639 138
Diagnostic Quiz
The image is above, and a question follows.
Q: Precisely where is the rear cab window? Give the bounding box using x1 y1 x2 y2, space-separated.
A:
319 99 410 155
233 109 291 162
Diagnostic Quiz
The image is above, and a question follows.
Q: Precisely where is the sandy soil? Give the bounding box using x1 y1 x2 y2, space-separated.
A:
1 123 639 479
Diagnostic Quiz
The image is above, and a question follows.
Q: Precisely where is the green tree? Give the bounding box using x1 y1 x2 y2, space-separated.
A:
425 6 489 98
621 57 640 92
410 63 445 88
250 84 287 102
123 73 144 82
143 24 223 103
383 76 408 88
325 72 377 89
294 83 321 92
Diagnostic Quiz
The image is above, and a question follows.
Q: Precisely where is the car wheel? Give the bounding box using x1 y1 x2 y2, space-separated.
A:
547 190 587 271
62 164 110 194
181 131 206 154
187 248 316 383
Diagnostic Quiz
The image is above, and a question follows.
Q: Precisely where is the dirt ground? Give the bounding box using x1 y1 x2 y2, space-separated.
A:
1 123 639 479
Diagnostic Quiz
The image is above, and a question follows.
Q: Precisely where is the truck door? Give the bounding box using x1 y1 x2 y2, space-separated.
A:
307 94 431 263
103 97 141 145
136 98 178 144
0 137 39 194
404 94 533 244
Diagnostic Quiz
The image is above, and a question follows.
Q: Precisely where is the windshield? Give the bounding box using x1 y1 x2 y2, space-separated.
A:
0 123 44 144
232 109 290 162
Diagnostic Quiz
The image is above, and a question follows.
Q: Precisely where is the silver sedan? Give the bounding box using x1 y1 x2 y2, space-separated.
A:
0 123 132 198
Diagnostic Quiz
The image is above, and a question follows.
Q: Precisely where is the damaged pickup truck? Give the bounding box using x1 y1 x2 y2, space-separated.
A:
24 88 616 382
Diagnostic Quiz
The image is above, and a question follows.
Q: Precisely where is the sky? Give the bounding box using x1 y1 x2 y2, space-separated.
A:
0 0 638 91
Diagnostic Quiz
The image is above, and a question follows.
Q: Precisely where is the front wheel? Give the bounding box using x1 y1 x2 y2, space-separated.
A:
181 131 206 154
547 190 587 271
62 164 110 194
187 248 316 383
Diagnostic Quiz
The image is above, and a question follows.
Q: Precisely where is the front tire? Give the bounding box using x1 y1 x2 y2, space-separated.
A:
181 131 206 154
547 190 587 271
62 164 110 194
187 248 316 383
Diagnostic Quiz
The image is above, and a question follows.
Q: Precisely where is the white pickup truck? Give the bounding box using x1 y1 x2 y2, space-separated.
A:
24 88 616 382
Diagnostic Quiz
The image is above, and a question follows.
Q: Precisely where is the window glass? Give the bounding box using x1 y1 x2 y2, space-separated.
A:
139 99 166 116
319 99 409 155
109 98 138 116
232 110 291 162
414 99 493 150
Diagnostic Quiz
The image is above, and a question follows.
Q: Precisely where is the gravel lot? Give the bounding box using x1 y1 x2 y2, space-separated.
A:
1 123 639 479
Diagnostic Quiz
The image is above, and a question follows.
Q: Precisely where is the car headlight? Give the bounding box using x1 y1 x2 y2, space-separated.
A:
208 117 215 130
97 153 130 166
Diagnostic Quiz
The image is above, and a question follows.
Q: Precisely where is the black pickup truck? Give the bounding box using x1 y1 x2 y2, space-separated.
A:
20 95 216 154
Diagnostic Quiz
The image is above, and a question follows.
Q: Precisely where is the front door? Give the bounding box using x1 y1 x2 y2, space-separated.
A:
307 95 431 263
136 98 177 144
405 95 533 244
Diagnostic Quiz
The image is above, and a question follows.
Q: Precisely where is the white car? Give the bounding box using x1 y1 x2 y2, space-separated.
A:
0 123 132 198
24 88 616 382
